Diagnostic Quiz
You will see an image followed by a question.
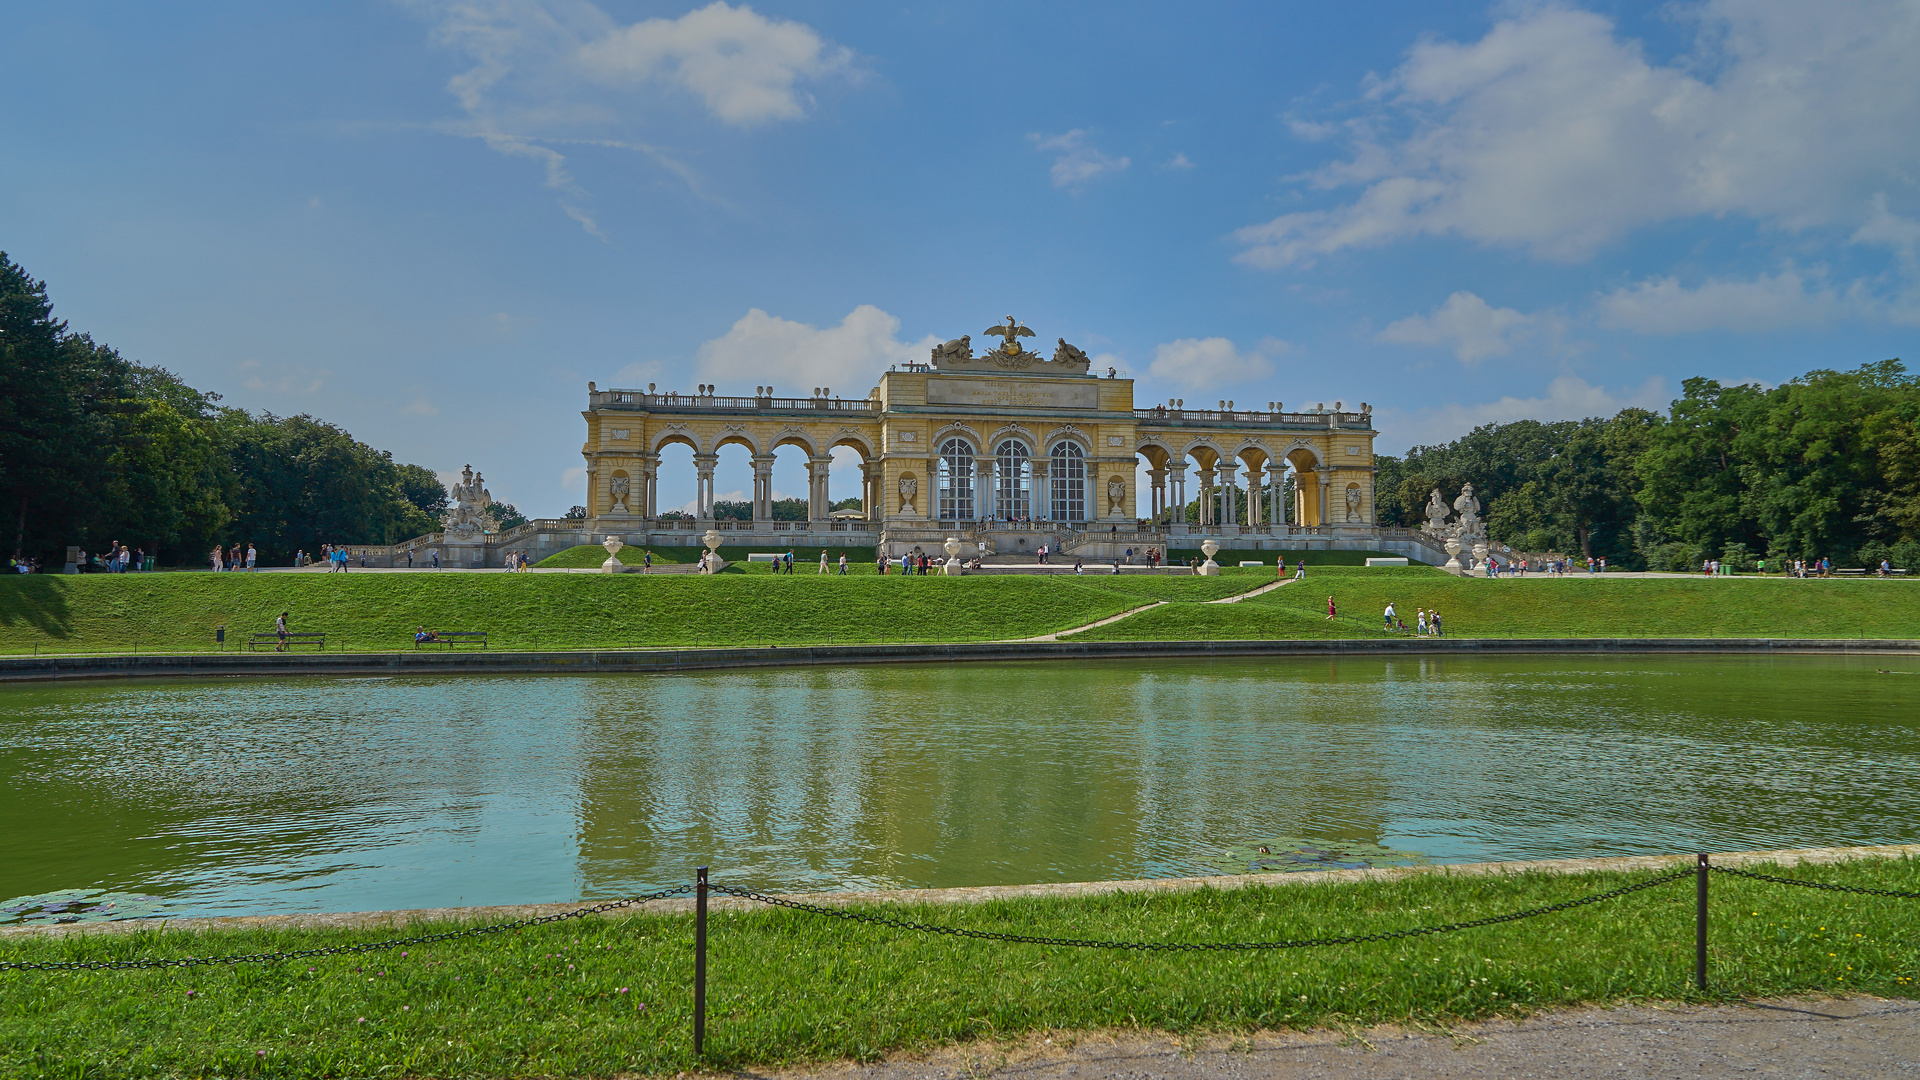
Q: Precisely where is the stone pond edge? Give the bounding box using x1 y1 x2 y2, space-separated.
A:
7 844 1917 940
3 636 1920 682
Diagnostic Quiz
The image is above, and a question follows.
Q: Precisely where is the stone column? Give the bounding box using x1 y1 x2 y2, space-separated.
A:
639 454 661 520
1244 464 1263 528
752 455 777 523
1032 459 1050 521
861 461 878 523
584 465 599 519
808 456 834 523
1148 468 1166 523
1168 463 1187 532
1318 477 1332 530
1197 469 1216 525
977 459 995 521
1219 461 1239 526
693 453 717 519
1294 468 1313 527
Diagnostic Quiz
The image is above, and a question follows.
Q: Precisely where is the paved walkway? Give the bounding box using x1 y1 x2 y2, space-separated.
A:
770 997 1919 1080
1018 602 1168 642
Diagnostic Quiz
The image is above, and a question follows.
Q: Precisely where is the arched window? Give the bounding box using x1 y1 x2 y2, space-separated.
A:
1049 442 1086 521
995 440 1030 520
937 438 975 520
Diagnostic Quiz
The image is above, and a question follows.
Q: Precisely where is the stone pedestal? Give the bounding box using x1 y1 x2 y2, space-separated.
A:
1198 538 1221 576
1443 536 1463 574
942 537 964 575
699 529 727 574
600 536 625 574
1473 540 1492 576
442 540 486 569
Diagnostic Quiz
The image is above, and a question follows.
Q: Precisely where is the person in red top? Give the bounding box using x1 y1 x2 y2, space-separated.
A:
1326 595 1337 620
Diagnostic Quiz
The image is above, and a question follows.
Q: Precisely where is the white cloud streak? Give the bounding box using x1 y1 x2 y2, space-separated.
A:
1382 375 1670 450
1031 130 1130 189
1596 269 1842 333
1376 291 1567 363
1235 1 1920 268
1146 337 1284 390
414 0 857 233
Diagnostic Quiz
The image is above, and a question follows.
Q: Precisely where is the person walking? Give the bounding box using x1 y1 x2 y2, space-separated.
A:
246 544 257 572
838 553 848 575
1326 595 1337 620
819 550 829 574
210 546 223 573
406 549 414 569
1293 559 1306 582
1431 610 1443 637
1383 601 1396 632
274 611 289 652
1417 608 1429 636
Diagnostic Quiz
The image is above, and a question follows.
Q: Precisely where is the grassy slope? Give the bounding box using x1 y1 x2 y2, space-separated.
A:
1068 566 1920 641
2 859 1915 1078
0 573 1263 654
537 544 879 569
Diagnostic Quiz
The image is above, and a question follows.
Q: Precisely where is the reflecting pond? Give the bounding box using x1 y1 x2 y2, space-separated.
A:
3 655 1917 919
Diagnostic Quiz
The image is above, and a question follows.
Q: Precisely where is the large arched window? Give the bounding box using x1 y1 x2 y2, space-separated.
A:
994 440 1030 520
1049 441 1086 521
937 438 975 520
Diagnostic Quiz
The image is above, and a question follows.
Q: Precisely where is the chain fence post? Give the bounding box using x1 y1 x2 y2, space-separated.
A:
1696 852 1709 993
694 866 708 1057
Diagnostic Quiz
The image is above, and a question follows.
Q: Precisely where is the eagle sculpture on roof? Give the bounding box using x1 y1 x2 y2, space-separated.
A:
983 316 1035 351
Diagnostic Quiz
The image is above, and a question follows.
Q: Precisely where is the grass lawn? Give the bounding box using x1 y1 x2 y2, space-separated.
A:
536 544 879 569
0 572 1265 655
2 857 1915 1078
1066 566 1920 641
1164 548 1411 566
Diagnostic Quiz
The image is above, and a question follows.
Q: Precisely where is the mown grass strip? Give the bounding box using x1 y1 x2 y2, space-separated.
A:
0 572 1267 656
1066 565 1920 641
2 858 1915 1078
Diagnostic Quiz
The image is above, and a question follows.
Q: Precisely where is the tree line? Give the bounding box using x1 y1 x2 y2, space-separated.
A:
1 252 449 566
1376 359 1920 571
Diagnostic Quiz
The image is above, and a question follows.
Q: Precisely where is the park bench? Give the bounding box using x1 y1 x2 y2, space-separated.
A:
247 631 325 651
413 631 488 649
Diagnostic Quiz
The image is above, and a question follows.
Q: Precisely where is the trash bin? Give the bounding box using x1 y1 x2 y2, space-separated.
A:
215 626 225 647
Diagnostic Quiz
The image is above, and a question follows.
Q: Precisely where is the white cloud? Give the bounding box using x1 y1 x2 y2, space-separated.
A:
1376 291 1566 363
1164 152 1194 170
575 2 855 126
1383 375 1670 450
1031 130 1130 189
1235 1 1920 268
415 0 856 232
1146 337 1282 390
1596 269 1840 333
695 305 935 392
401 397 441 417
237 359 328 395
1853 193 1920 267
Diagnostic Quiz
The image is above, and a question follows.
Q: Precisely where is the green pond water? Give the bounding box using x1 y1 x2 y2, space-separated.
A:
3 655 1917 921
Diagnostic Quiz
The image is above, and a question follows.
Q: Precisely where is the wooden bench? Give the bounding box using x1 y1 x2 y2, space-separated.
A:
248 631 325 651
413 631 488 649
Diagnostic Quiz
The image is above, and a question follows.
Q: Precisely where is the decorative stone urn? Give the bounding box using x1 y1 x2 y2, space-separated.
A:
1199 538 1221 577
943 536 964 576
600 535 624 574
700 529 727 575
1443 535 1463 574
1473 540 1492 577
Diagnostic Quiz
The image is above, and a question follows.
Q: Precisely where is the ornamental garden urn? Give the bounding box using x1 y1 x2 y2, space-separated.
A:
1199 538 1221 577
600 535 624 573
943 536 963 575
701 529 727 574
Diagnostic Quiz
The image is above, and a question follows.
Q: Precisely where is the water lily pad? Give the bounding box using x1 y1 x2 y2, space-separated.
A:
0 889 168 925
1201 838 1429 876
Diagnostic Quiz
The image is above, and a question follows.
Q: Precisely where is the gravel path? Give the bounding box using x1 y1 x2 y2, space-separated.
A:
766 997 1918 1080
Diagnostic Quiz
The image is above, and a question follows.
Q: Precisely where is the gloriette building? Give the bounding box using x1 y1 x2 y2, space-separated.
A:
569 317 1440 562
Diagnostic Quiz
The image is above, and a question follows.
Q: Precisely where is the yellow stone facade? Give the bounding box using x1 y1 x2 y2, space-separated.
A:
580 333 1381 551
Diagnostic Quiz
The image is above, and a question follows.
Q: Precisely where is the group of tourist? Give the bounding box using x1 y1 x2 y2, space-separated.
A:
208 543 258 572
503 550 534 571
8 556 41 573
93 541 146 572
878 551 934 575
1378 602 1444 636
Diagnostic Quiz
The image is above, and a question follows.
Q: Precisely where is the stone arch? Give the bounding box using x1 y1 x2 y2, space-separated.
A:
712 426 762 455
768 428 818 456
650 427 701 455
929 422 980 451
989 423 1037 450
1042 425 1092 453
1278 439 1326 471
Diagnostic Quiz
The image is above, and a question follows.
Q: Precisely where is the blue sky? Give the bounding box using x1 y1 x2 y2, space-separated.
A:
5 1 1917 516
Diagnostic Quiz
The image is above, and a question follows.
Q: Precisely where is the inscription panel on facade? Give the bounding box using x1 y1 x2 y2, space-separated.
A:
925 377 1099 411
